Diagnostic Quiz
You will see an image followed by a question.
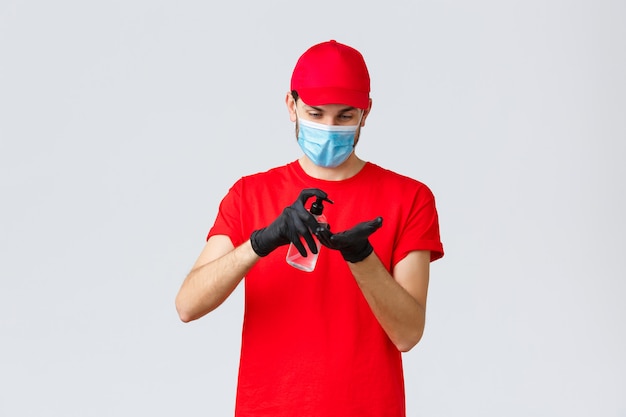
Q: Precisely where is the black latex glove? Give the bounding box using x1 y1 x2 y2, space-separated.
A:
250 188 332 257
316 217 383 263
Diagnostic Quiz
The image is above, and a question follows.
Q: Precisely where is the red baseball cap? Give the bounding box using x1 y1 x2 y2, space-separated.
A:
290 40 370 109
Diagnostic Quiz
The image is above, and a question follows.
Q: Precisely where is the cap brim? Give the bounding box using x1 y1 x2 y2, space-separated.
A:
297 87 370 110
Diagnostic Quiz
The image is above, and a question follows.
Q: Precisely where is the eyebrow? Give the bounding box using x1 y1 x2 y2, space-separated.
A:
305 105 357 113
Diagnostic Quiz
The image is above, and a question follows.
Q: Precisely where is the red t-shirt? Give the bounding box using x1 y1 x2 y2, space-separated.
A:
208 161 443 417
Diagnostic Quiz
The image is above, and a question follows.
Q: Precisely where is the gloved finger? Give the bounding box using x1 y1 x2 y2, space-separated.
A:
362 217 383 233
289 234 309 257
330 217 383 244
315 225 334 248
288 231 318 257
286 208 319 256
303 229 319 255
296 188 333 206
299 209 324 233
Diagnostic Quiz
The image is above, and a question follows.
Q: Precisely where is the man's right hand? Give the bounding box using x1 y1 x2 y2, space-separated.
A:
250 188 331 257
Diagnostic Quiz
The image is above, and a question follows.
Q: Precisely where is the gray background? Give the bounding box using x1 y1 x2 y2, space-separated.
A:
1 1 625 416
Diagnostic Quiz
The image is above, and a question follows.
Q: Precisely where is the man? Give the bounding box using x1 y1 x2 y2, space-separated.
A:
175 40 444 417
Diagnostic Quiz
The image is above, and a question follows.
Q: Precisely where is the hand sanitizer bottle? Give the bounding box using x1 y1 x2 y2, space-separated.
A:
286 197 328 272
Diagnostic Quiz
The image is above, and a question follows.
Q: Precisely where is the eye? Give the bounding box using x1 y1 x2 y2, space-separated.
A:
308 112 322 118
339 113 355 122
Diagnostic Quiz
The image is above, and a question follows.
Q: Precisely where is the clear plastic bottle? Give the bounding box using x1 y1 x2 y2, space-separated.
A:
286 197 327 272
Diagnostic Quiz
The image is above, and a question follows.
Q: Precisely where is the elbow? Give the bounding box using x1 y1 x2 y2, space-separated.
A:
395 308 427 352
394 328 425 353
177 310 194 323
175 293 217 323
175 295 197 323
177 306 201 324
395 339 418 353
176 305 193 323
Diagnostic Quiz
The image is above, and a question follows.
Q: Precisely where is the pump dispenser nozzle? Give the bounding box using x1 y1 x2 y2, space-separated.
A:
309 196 332 216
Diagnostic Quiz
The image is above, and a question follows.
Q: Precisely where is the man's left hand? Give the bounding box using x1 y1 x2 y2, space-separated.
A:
316 217 383 263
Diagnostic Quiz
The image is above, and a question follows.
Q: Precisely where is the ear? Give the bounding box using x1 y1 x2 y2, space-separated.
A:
360 98 373 127
285 92 297 122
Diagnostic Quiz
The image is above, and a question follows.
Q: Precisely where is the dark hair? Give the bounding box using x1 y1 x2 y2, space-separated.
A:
291 90 299 101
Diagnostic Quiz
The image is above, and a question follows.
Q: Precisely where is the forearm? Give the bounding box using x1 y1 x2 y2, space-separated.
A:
176 240 259 322
348 254 426 352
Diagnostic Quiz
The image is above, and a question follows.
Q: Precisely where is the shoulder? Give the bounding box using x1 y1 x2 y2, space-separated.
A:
225 162 295 194
239 162 296 184
363 163 435 198
227 161 302 206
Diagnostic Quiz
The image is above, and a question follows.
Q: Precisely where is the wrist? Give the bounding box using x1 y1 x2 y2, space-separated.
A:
341 241 374 263
250 229 271 257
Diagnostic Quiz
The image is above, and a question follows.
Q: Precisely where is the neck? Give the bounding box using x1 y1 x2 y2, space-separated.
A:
298 154 366 181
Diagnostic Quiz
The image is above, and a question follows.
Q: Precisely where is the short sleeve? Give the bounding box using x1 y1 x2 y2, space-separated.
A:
392 184 444 265
207 178 245 246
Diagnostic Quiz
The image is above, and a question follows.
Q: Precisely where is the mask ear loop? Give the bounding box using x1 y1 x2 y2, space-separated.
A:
293 96 300 119
293 102 302 141
352 109 366 148
293 102 301 129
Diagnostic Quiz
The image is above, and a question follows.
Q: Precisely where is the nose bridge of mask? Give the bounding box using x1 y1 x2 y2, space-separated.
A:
299 118 359 133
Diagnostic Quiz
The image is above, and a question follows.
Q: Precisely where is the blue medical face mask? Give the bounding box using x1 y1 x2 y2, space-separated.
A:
296 115 362 168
